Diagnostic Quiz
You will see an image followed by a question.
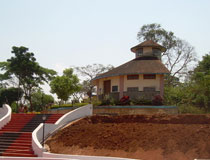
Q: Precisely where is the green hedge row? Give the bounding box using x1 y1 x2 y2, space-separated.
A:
50 103 88 109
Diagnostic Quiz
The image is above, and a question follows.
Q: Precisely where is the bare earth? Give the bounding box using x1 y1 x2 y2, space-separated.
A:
46 114 210 160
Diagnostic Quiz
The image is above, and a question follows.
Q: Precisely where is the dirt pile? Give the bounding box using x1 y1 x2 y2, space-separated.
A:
46 114 210 160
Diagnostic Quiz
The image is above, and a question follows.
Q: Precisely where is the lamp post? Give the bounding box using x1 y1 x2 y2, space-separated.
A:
42 115 46 147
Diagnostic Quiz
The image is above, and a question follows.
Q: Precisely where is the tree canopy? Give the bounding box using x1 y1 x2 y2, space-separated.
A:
0 87 23 107
137 23 197 85
31 89 54 111
50 68 80 102
0 46 56 110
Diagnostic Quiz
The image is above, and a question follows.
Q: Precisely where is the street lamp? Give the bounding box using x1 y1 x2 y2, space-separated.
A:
42 115 47 147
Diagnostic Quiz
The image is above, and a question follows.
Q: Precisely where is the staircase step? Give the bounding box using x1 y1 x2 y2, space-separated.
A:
2 152 36 157
4 145 31 150
1 149 34 154
0 113 63 157
0 142 31 147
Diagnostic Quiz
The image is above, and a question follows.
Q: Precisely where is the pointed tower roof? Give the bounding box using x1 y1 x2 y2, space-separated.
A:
130 40 166 53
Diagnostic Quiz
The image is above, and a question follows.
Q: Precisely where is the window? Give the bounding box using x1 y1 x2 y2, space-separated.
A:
153 48 161 58
143 87 155 92
112 86 118 92
127 87 139 92
136 48 143 57
143 74 156 79
127 75 139 80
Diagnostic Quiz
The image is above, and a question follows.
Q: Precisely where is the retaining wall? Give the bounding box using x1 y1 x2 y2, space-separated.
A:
93 106 178 115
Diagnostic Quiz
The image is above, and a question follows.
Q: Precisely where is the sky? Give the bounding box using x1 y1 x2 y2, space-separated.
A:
1 0 210 96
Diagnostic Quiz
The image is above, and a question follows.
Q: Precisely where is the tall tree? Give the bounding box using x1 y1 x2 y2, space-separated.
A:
137 23 197 85
194 53 210 75
184 53 210 109
75 64 113 100
0 46 56 110
50 68 80 103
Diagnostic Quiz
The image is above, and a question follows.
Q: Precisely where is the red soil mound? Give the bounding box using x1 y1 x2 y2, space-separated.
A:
46 114 210 160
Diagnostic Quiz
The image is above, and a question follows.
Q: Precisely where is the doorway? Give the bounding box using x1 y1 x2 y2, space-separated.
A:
103 80 111 95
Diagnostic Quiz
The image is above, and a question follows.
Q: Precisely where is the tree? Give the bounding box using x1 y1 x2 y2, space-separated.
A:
188 53 210 109
137 23 196 85
194 53 210 75
0 87 23 107
75 64 114 100
50 68 80 103
31 89 54 111
0 46 57 111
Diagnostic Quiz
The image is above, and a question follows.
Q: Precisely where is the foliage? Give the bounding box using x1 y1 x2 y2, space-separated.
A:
164 86 186 105
0 46 56 111
50 103 88 109
100 95 119 106
11 102 18 113
130 97 152 105
152 95 163 106
31 89 54 111
194 53 210 75
0 87 23 107
162 53 210 113
75 64 114 100
137 23 197 85
178 105 206 114
50 68 81 102
185 54 210 110
92 100 102 107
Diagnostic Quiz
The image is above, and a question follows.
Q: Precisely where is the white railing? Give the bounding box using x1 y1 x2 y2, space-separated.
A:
32 104 93 157
0 104 12 130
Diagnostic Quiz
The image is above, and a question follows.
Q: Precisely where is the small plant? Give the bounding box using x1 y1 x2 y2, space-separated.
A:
101 95 112 105
152 95 163 106
119 96 130 105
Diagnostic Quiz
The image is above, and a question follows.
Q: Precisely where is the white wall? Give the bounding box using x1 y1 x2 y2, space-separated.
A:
32 104 93 157
0 104 11 129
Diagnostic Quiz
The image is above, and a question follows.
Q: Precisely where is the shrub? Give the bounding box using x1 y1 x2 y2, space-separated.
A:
178 105 206 114
119 96 130 105
152 95 163 106
130 97 152 105
50 103 88 109
92 100 102 107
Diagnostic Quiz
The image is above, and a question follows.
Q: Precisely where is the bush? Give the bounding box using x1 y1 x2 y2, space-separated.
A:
152 95 163 106
92 100 102 107
178 105 206 114
130 97 152 105
50 103 88 109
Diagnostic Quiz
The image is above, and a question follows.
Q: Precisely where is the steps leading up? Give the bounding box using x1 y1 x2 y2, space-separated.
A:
0 113 63 157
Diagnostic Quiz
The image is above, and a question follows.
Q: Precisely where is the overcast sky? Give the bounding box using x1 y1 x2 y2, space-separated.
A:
1 0 210 96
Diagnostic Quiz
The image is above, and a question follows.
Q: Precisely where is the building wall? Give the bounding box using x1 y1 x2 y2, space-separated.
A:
124 74 160 92
97 74 161 94
98 76 120 94
143 47 152 54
